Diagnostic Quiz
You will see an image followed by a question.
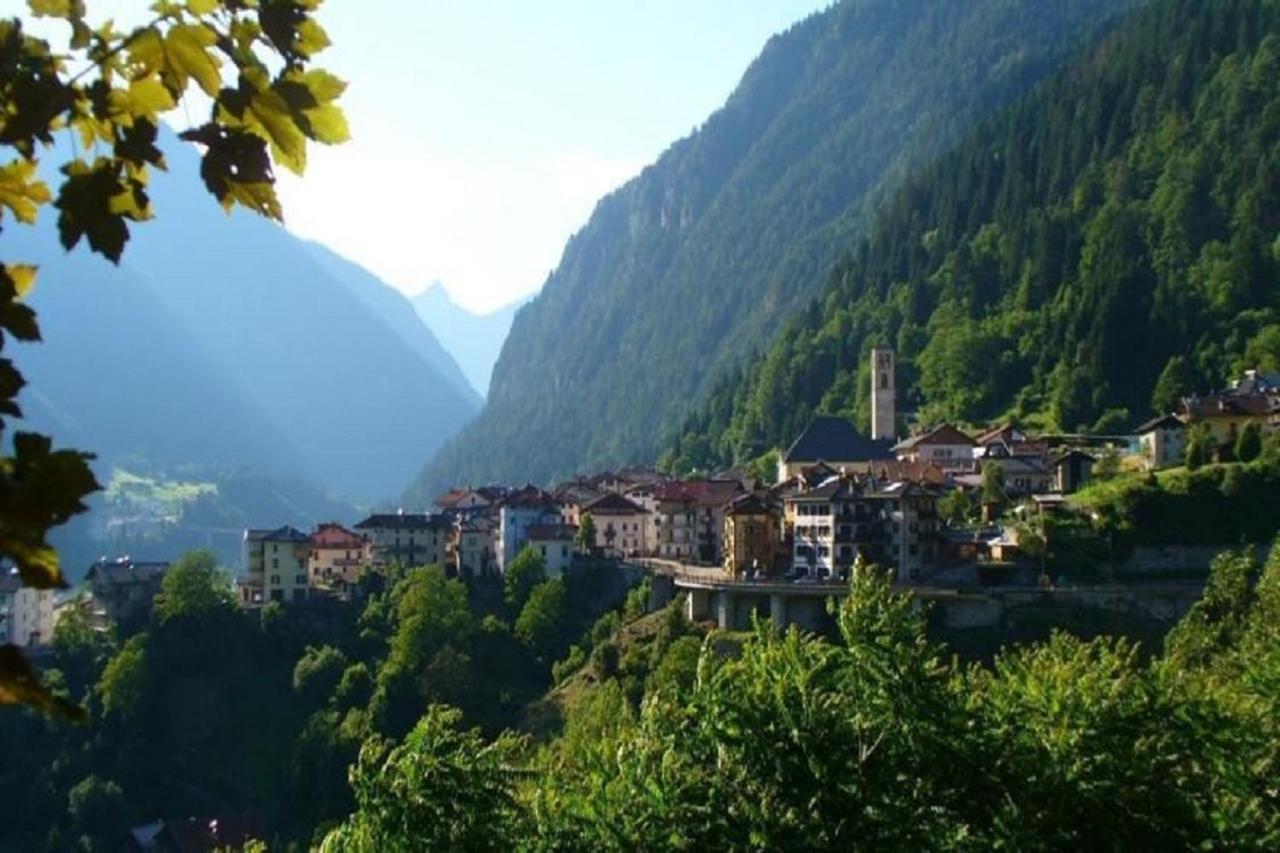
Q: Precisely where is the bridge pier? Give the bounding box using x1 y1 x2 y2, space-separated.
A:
715 590 736 629
649 575 674 611
770 594 787 630
686 587 711 622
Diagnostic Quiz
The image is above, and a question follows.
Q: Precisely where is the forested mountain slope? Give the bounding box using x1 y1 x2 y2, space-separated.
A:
410 0 1139 499
664 0 1280 472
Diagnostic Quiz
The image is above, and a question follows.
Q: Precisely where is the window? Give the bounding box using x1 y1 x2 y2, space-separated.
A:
879 372 888 390
270 574 281 585
272 557 279 569
295 574 307 585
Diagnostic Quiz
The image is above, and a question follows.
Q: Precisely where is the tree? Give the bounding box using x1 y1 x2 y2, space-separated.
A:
938 488 974 526
1151 355 1194 415
66 774 125 852
1185 423 1214 470
97 635 147 720
0 0 345 714
322 706 526 851
153 549 233 624
293 645 348 705
575 513 597 554
514 578 567 659
1235 422 1263 464
503 545 547 612
982 461 1008 514
1094 445 1123 479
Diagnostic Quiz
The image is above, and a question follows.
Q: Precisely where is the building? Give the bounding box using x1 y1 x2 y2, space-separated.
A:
0 568 57 647
1053 449 1097 494
892 424 977 470
723 493 781 577
1134 414 1187 469
777 415 894 483
652 479 742 564
526 523 577 578
497 487 563 572
870 347 896 441
435 486 506 518
354 512 452 569
454 515 498 579
308 523 371 591
85 557 170 628
865 481 941 582
781 474 940 581
1180 370 1280 453
581 492 650 557
240 526 311 607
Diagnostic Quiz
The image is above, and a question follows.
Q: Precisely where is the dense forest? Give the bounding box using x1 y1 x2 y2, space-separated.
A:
330 544 1280 848
664 0 1280 473
0 549 635 850
10 534 1280 849
410 0 1139 500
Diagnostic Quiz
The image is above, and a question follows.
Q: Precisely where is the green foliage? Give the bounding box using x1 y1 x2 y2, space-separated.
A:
153 548 232 624
1186 423 1214 469
333 662 374 711
371 566 474 737
551 644 586 685
981 461 1007 508
514 578 567 659
938 487 974 526
503 545 546 612
96 635 147 720
1236 422 1263 463
575 513 596 553
1074 458 1280 549
666 0 1280 470
66 774 125 852
293 645 348 705
321 706 526 852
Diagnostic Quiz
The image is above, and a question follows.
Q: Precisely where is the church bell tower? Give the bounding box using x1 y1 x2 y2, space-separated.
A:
870 348 895 441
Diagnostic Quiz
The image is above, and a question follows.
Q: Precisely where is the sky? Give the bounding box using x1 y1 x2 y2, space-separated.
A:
16 0 830 313
273 1 833 313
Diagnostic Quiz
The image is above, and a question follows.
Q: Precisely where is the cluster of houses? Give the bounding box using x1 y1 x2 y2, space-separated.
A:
5 357 1276 642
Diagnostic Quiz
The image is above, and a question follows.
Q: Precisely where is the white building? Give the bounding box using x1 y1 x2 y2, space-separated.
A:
497 488 563 573
0 568 58 647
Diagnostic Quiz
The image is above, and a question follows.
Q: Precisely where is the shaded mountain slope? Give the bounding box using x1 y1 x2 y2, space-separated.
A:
411 0 1139 500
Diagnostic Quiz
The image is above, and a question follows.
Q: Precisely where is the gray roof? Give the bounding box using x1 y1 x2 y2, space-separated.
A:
783 416 894 464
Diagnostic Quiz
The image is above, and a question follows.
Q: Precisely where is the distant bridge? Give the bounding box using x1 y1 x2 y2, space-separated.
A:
622 558 1204 632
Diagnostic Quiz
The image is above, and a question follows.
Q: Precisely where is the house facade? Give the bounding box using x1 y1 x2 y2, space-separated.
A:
354 512 452 569
241 526 312 607
497 488 564 573
0 569 57 647
309 522 372 591
582 492 650 557
1134 414 1187 469
1181 370 1280 452
893 424 977 470
526 523 577 578
723 493 781 577
85 557 170 628
454 515 498 579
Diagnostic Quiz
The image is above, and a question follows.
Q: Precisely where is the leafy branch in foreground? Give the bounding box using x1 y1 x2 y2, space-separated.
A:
0 0 346 715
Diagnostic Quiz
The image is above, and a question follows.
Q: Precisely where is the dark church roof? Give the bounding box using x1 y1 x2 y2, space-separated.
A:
783 416 894 464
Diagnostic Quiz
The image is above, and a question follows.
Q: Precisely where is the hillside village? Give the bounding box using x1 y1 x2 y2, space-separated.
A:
10 350 1277 648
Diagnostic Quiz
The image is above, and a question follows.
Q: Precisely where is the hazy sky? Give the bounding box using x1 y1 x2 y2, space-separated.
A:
271 1 832 313
20 1 830 312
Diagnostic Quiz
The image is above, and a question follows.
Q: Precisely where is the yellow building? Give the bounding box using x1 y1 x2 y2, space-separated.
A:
241 526 312 607
723 494 780 577
1181 371 1280 451
308 522 372 591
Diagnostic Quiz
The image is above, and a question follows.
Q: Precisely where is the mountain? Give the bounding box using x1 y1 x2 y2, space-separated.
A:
10 130 481 566
304 245 481 407
409 0 1140 501
662 0 1280 472
411 283 528 397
